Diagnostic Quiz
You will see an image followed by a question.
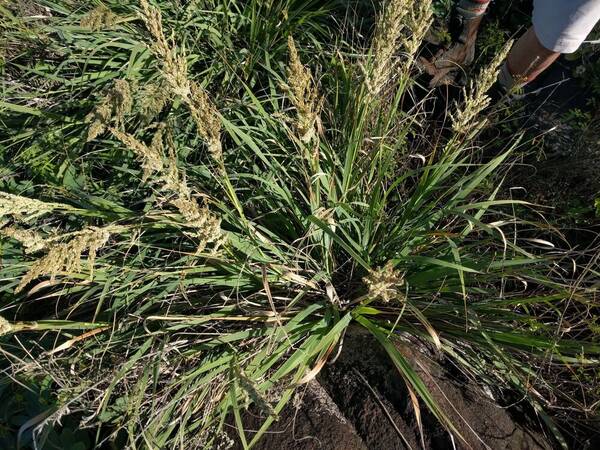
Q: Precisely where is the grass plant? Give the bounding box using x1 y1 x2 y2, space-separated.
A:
1 1 598 448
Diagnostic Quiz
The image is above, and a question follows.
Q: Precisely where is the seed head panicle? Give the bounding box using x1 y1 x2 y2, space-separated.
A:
189 82 223 161
162 52 191 99
112 126 224 253
167 161 223 254
16 225 125 293
285 36 322 146
171 195 223 254
86 101 112 142
404 0 433 62
112 79 133 126
80 4 118 31
139 0 190 98
0 192 74 222
0 316 11 336
363 261 405 303
163 139 182 193
139 0 222 162
451 41 513 135
1 225 47 254
237 367 277 417
86 79 133 141
368 0 411 96
111 127 166 182
170 175 224 255
139 0 171 62
141 81 170 121
111 125 181 192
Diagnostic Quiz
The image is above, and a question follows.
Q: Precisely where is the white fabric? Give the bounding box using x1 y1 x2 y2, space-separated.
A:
533 0 600 53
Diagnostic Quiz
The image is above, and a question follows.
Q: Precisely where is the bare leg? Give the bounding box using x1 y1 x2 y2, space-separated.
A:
505 26 560 85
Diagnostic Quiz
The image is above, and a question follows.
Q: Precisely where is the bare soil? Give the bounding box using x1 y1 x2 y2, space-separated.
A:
228 327 552 450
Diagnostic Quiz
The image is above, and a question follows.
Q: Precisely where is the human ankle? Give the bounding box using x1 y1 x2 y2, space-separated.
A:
497 62 525 92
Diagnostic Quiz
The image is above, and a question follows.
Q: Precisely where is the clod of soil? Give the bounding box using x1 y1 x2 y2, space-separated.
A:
229 327 552 450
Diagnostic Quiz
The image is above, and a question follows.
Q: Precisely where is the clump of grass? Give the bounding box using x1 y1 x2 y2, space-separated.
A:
0 1 598 449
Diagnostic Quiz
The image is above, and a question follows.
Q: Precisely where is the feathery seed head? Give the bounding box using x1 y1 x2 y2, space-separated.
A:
112 79 133 126
237 367 277 417
162 53 192 99
189 82 223 161
169 169 223 253
139 1 222 161
285 36 322 145
368 0 411 96
172 194 219 227
111 127 165 181
86 79 133 141
0 316 11 336
112 126 224 253
112 125 176 192
363 261 405 303
139 0 190 97
451 40 513 135
141 81 170 121
1 225 47 253
171 196 223 254
139 0 170 57
86 101 112 142
0 192 73 222
404 0 433 59
16 225 126 293
80 4 118 31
